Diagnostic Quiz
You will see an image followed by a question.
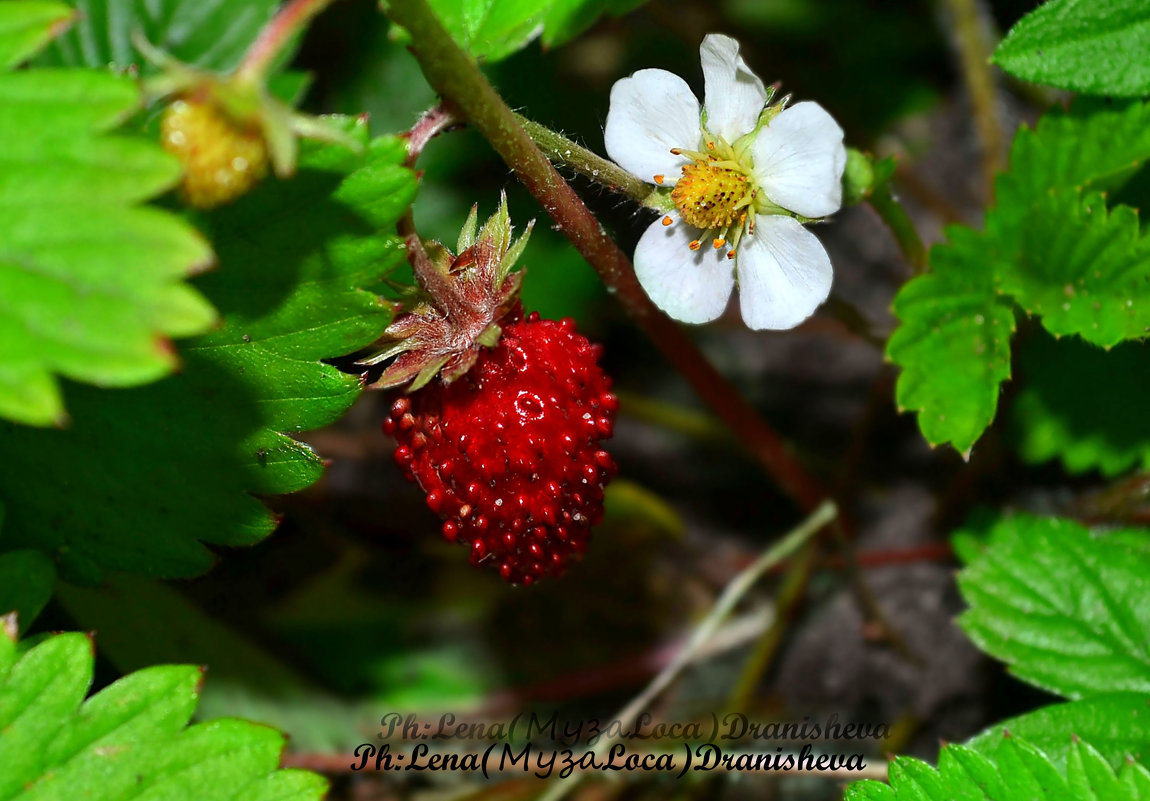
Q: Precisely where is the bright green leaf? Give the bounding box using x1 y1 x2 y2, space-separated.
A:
846 738 1150 801
994 0 1150 97
958 514 1150 699
0 68 216 427
0 127 416 579
1013 335 1150 476
889 101 1150 454
966 694 1150 769
39 0 280 72
0 547 55 634
997 192 1150 346
424 0 552 62
886 226 1016 455
0 1 72 68
0 624 326 801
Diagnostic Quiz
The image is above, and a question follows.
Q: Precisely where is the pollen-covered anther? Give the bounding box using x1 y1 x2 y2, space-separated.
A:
661 216 673 226
653 174 665 184
688 239 702 251
671 157 754 230
713 238 726 249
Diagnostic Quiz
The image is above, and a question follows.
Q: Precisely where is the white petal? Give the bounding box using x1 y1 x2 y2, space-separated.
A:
700 34 767 144
736 215 832 330
634 216 735 324
751 101 847 219
604 69 700 186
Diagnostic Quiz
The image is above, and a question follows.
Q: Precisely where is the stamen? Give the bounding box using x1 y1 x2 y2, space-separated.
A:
669 148 682 155
713 238 726 249
661 216 673 226
653 174 664 185
688 239 702 251
726 250 737 260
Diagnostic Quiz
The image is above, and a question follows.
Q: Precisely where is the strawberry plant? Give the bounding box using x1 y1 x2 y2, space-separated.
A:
1 0 1149 799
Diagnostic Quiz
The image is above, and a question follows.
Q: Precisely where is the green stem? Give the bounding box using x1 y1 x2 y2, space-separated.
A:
236 0 339 81
515 114 653 203
869 180 928 274
385 0 830 513
941 0 1004 199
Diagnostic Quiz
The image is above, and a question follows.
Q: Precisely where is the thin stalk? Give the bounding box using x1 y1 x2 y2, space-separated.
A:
869 180 928 274
236 0 340 82
538 503 838 801
385 0 828 512
941 0 1004 198
515 114 652 202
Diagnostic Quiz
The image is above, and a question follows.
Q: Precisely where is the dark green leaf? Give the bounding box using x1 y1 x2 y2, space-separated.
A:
40 0 280 72
958 514 1150 699
0 127 416 579
541 0 647 48
1012 335 1150 476
994 0 1150 97
424 0 552 62
0 546 55 633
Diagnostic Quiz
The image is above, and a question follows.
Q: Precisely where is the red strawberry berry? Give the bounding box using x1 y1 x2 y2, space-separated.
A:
383 309 618 585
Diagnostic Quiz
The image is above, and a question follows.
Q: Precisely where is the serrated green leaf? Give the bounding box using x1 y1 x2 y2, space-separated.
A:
39 0 280 72
998 193 1150 346
1012 335 1150 477
0 68 216 427
0 1 73 68
993 0 1150 97
887 226 1016 454
0 628 326 801
0 547 55 633
967 694 1150 770
849 738 1150 801
957 514 1150 699
0 127 416 579
890 101 1150 454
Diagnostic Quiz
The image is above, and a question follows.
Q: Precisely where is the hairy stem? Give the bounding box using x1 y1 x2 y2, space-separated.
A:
236 0 340 81
515 114 653 202
386 0 828 511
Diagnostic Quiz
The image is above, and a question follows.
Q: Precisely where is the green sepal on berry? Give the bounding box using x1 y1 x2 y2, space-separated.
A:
359 194 534 390
136 33 361 208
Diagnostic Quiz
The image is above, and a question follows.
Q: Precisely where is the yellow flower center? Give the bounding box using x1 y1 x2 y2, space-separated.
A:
671 157 753 230
661 132 760 257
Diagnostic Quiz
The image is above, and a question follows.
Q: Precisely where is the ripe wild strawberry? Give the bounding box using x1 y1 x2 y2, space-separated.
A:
161 95 269 209
366 197 618 584
384 310 618 584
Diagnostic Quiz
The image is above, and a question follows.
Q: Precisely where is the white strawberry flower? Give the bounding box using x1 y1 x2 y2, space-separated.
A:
604 34 847 330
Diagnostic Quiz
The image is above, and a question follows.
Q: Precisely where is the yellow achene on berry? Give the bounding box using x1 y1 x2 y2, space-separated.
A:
161 96 269 209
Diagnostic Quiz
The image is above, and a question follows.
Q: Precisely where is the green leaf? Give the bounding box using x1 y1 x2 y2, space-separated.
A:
967 694 1150 769
993 0 1150 97
0 1 73 68
886 225 1016 455
423 0 552 62
889 101 1150 454
1012 335 1150 476
0 68 216 427
957 514 1150 699
846 738 1150 801
0 547 55 634
0 624 326 801
541 0 647 48
0 126 416 579
39 0 280 72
